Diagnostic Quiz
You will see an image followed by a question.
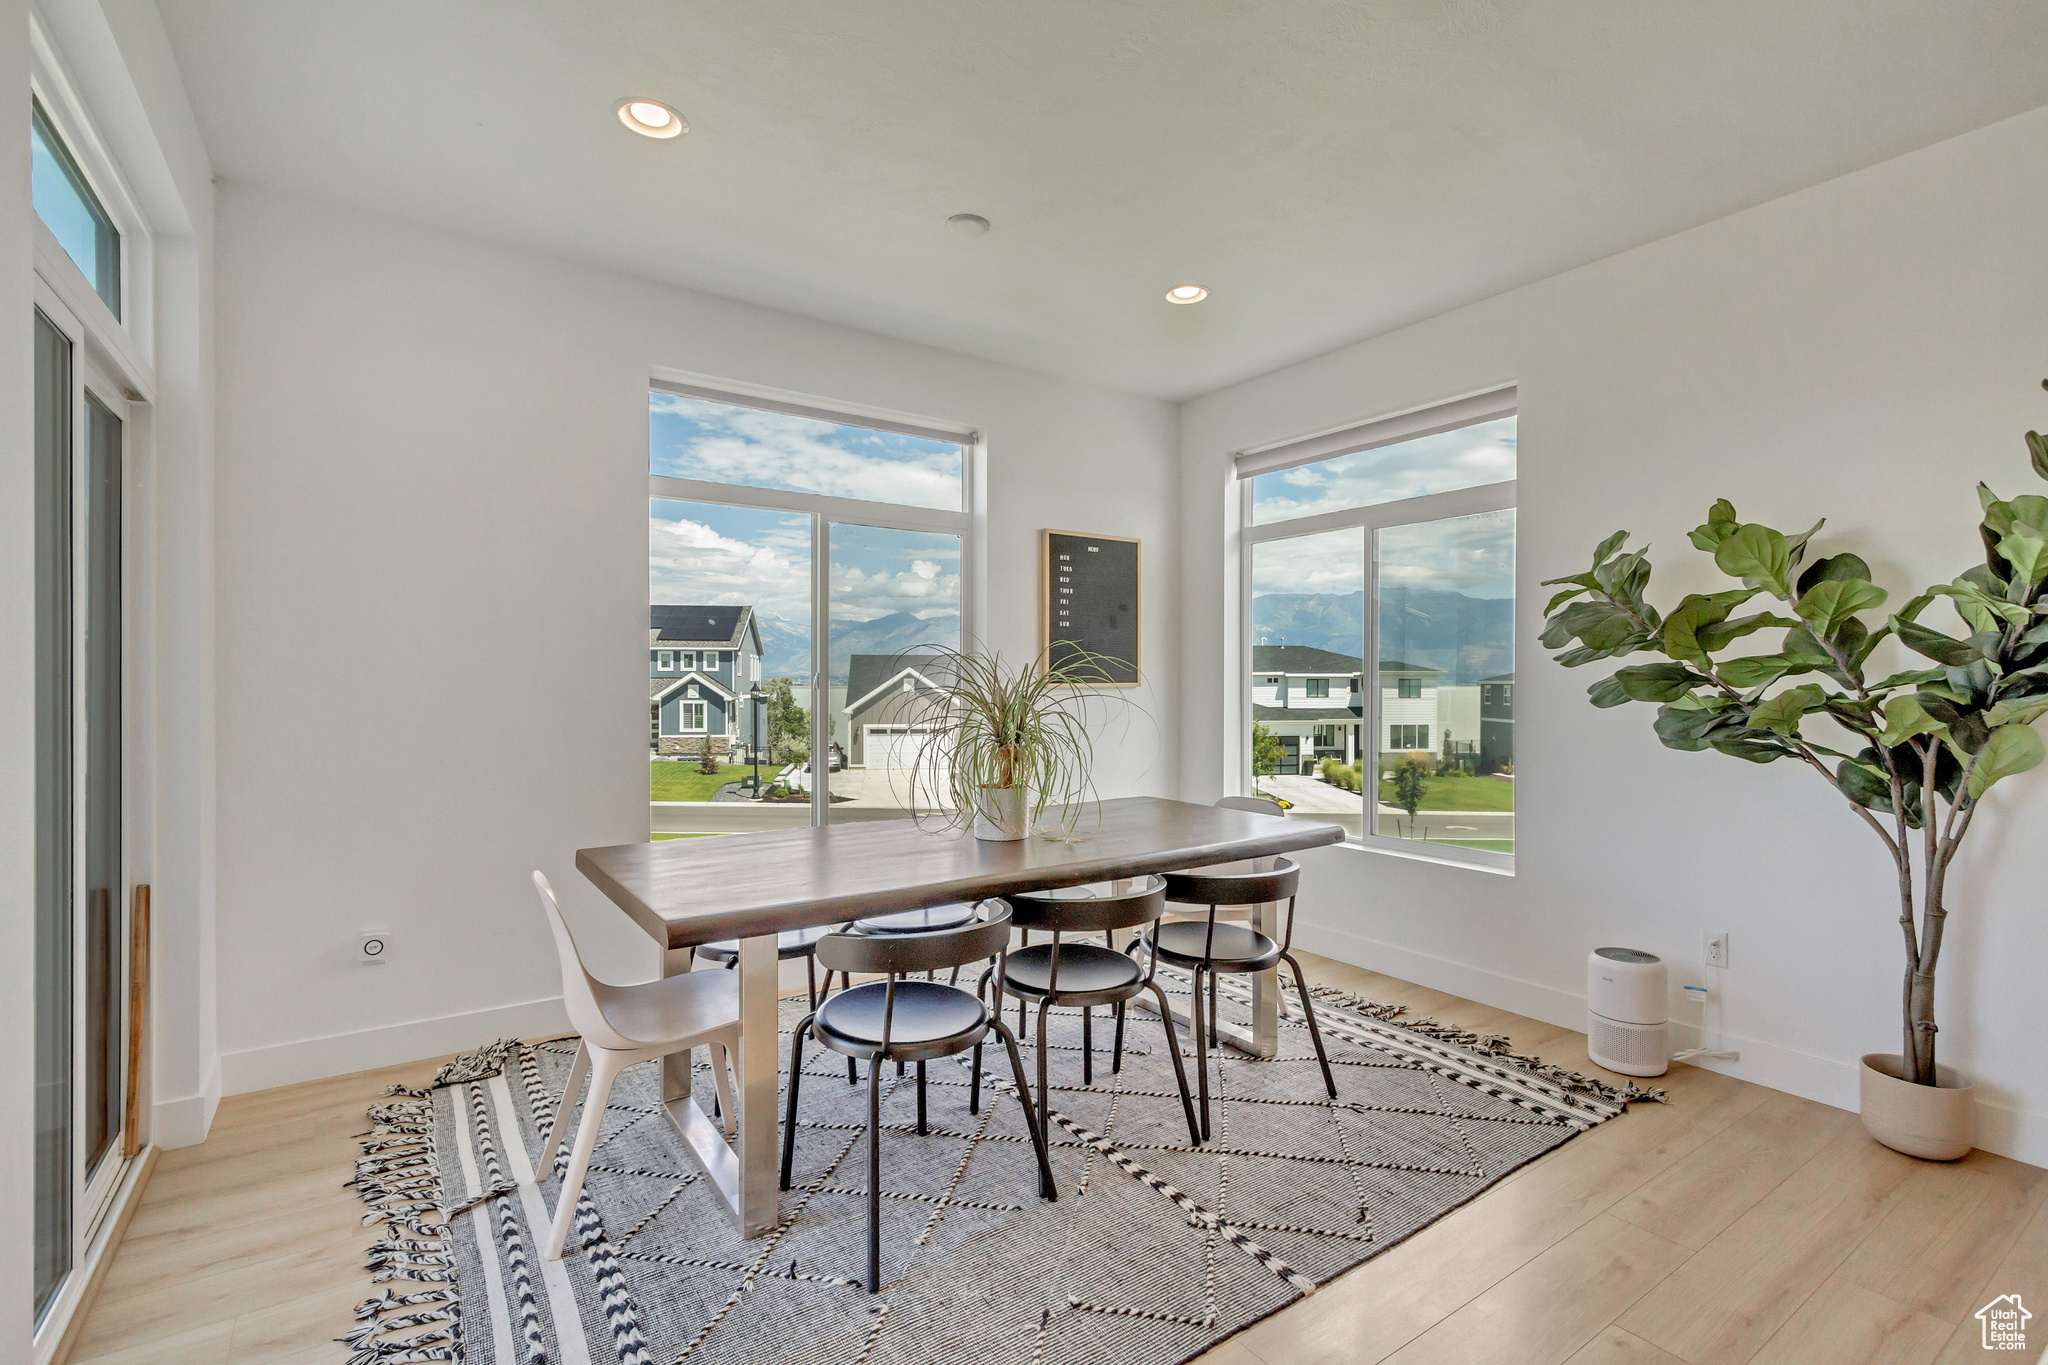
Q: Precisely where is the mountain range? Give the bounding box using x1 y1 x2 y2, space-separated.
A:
754 610 961 683
1252 588 1512 684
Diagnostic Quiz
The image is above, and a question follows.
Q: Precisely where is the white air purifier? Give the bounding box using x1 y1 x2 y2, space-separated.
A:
1587 947 1670 1077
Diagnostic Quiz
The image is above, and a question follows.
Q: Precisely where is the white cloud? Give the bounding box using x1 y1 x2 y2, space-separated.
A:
1252 418 1517 525
651 394 962 510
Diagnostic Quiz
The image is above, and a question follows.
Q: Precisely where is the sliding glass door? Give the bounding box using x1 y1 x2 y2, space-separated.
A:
35 296 131 1324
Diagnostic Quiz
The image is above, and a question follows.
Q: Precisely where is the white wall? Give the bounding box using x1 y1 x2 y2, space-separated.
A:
210 183 1179 1093
1180 106 2048 1165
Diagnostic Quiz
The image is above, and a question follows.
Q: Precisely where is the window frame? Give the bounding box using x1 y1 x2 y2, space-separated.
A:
650 375 978 827
29 20 153 373
1238 389 1515 872
679 700 708 733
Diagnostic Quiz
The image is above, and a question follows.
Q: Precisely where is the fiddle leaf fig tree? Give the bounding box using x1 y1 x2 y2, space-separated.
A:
1543 390 2048 1087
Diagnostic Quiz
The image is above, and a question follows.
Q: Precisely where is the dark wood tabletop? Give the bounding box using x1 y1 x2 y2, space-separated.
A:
576 795 1345 950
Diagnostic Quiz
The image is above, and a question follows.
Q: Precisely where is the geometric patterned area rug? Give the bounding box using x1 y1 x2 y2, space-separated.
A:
346 969 1662 1364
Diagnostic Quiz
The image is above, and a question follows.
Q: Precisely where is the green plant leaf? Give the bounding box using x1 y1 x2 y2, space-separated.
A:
1985 697 2048 727
1540 599 1641 654
1747 684 1826 736
1714 524 1793 597
1878 695 1947 748
1794 578 1887 637
1612 661 1708 702
1687 500 1740 552
1661 589 1759 665
1590 530 1630 566
1707 731 1792 763
1716 654 1794 689
1544 586 1591 613
1836 757 1895 812
1968 723 2047 798
1783 518 1827 567
1893 617 1982 666
1587 674 1630 708
1866 667 1947 691
1998 532 2048 586
2011 495 2048 535
1796 552 1872 596
1696 610 1801 653
2030 431 2048 482
1655 704 1737 751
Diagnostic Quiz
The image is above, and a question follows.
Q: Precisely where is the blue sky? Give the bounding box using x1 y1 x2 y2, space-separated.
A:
1250 416 1517 525
649 394 965 655
651 391 963 510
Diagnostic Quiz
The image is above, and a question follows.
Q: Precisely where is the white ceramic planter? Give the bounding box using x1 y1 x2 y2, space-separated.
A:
1859 1053 1974 1160
972 785 1031 841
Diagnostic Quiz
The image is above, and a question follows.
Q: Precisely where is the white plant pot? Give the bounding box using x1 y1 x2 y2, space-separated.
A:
1859 1053 1974 1161
972 785 1031 841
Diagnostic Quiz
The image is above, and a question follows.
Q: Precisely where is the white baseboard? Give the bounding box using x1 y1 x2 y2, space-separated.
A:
1294 918 2047 1169
151 1056 221 1150
219 995 573 1097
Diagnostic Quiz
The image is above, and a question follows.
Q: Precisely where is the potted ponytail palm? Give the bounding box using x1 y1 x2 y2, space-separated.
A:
903 644 1125 840
1541 392 2048 1160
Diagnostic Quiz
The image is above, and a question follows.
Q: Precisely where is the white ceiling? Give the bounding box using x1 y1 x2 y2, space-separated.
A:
157 1 2048 400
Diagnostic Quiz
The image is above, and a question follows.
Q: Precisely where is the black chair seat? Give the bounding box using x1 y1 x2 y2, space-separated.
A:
1146 919 1281 972
853 902 976 934
1000 942 1143 1000
815 980 989 1058
693 923 836 963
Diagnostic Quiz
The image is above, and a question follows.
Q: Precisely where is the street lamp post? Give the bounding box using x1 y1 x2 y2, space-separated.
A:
747 682 765 798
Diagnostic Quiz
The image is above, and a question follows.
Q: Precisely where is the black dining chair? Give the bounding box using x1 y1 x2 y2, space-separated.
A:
1140 854 1336 1140
690 923 838 1009
974 876 1204 1148
780 899 1055 1292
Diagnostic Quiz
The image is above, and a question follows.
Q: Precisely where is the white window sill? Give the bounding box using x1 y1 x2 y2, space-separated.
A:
1329 835 1515 878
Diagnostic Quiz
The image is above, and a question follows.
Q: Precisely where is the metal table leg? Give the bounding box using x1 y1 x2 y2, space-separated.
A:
660 933 784 1237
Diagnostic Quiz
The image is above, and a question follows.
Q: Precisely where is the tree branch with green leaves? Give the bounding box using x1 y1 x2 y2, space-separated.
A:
1542 390 2048 1086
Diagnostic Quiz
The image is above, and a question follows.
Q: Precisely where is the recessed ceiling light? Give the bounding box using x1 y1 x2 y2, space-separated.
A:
1165 284 1208 304
617 97 686 139
948 213 991 236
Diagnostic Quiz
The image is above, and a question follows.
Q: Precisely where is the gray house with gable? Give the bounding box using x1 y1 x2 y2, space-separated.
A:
651 604 764 757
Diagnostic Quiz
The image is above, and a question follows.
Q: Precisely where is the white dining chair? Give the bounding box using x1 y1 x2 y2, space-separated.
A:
531 870 741 1260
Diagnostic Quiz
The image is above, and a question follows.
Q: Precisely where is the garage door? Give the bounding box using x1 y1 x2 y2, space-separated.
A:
864 726 937 769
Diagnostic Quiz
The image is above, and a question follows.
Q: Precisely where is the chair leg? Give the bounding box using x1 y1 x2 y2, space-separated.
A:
1191 965 1211 1142
546 1048 624 1260
1111 1002 1126 1075
1208 967 1220 1047
806 956 818 1012
1283 953 1338 1098
1036 999 1054 1166
865 1055 885 1292
536 1038 590 1180
916 1061 928 1134
969 1041 982 1115
779 1016 814 1191
1146 980 1204 1146
992 1019 1057 1202
708 1037 737 1137
1082 1007 1093 1087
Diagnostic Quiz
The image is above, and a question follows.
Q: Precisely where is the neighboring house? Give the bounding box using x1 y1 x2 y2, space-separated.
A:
842 653 954 769
1379 660 1444 757
1252 645 1366 774
1479 672 1514 774
650 604 765 757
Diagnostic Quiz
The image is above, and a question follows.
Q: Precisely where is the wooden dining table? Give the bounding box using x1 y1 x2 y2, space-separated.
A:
575 794 1345 1238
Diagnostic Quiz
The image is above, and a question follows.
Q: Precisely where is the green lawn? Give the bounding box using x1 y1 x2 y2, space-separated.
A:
651 761 756 801
1375 772 1516 812
1429 838 1515 853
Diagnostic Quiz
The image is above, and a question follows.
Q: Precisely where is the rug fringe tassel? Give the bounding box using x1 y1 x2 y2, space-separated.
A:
1307 985 1670 1106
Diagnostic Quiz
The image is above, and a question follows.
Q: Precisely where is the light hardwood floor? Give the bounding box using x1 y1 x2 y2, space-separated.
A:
69 952 2046 1365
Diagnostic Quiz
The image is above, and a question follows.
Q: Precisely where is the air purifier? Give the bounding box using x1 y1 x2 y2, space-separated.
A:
1587 947 1669 1077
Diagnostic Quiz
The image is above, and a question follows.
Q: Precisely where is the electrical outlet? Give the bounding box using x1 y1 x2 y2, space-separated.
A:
359 932 392 964
1704 931 1729 968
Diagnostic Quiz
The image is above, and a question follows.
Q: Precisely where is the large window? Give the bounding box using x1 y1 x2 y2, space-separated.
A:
31 98 119 318
650 382 972 838
1241 390 1516 868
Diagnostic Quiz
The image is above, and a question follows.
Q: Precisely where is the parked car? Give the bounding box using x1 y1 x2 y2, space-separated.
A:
828 742 846 772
